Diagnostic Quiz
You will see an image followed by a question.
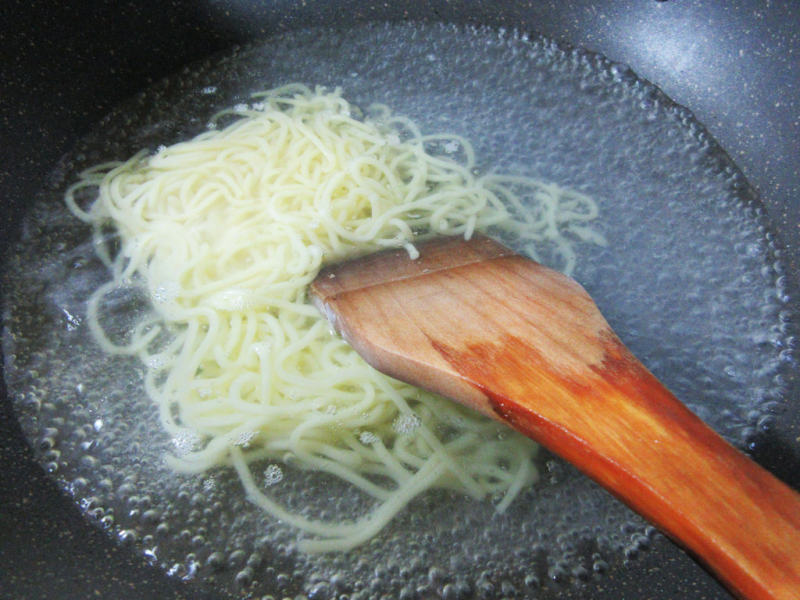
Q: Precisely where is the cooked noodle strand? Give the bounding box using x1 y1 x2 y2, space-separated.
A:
66 84 603 551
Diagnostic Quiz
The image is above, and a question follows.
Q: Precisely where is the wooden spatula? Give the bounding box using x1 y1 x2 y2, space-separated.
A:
310 234 800 600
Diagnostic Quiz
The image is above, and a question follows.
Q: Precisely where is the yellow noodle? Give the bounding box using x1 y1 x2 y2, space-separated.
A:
66 83 604 552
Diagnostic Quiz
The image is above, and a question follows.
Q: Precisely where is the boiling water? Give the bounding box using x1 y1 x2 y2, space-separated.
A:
3 23 795 599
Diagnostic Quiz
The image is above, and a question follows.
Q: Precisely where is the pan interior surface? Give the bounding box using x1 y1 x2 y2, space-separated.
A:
2 23 794 599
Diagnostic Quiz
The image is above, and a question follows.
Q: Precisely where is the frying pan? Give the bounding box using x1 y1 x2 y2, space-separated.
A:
1 1 798 599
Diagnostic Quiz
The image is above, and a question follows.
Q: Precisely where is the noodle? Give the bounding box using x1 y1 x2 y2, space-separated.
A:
65 83 603 551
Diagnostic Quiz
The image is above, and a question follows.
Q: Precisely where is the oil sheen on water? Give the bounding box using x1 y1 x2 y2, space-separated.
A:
3 22 796 600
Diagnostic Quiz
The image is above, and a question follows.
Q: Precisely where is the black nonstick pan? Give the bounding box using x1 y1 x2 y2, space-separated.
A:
2 2 798 599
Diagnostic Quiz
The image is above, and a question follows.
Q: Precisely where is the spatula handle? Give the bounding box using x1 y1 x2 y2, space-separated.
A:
480 338 800 600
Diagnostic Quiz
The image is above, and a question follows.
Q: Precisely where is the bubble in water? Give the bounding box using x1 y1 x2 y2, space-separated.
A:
171 430 202 455
359 431 379 445
233 430 256 447
263 464 284 486
62 308 82 331
152 280 180 304
443 140 460 154
392 414 421 435
146 355 168 370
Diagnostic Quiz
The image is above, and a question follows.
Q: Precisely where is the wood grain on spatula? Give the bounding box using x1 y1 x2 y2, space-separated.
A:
311 234 800 600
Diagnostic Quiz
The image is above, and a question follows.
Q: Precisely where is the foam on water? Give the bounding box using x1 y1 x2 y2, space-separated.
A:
3 22 796 599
